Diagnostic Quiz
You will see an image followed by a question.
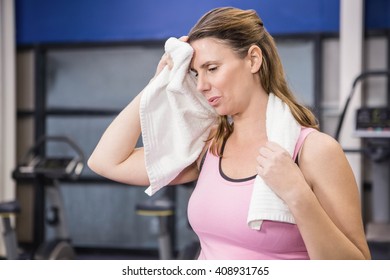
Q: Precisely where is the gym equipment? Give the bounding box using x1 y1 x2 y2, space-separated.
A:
15 135 84 180
135 183 200 260
335 71 390 142
1 135 84 259
136 190 175 260
0 201 20 260
335 70 390 242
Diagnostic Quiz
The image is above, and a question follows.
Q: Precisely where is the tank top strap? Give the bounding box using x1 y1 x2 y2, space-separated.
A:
292 127 317 161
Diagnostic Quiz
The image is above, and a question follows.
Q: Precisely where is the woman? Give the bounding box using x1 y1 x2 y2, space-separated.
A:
88 7 371 260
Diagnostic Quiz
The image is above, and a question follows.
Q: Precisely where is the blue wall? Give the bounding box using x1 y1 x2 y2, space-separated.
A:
15 0 390 45
366 0 390 30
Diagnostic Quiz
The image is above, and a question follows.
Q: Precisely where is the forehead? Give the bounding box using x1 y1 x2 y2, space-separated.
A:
190 38 236 69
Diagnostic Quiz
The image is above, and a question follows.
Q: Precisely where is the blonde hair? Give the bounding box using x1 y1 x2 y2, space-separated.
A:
188 7 318 156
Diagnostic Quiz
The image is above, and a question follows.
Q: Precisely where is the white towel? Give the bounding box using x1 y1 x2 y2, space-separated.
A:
247 93 301 230
140 37 217 196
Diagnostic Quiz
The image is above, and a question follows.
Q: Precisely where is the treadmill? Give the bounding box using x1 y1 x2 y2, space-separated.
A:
12 135 84 259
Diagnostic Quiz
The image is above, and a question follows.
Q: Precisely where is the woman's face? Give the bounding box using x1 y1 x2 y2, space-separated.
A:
190 37 257 116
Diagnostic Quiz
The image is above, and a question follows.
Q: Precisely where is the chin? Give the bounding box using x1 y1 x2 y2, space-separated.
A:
214 108 229 116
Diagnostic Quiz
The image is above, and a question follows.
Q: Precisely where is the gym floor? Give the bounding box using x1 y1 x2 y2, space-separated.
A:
73 243 390 260
5 240 389 260
75 249 158 260
368 242 390 260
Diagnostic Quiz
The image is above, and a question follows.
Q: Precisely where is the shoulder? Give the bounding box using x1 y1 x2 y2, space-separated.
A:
301 130 344 159
298 130 351 186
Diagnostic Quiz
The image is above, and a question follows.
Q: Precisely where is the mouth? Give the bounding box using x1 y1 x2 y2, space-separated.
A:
207 96 221 106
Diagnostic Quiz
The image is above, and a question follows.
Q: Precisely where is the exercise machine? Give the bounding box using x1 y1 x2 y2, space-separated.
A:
135 183 200 260
0 201 20 260
136 189 175 260
0 135 84 259
335 70 390 242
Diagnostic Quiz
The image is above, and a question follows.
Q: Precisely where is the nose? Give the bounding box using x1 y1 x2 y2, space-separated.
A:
196 73 211 94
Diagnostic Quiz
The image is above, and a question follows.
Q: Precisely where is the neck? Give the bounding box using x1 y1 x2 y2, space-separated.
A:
230 92 268 141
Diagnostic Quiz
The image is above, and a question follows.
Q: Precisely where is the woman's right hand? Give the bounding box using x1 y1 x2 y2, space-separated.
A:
154 53 173 78
153 36 189 78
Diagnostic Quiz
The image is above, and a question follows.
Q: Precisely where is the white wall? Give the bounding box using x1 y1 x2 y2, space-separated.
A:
0 0 16 257
338 0 364 192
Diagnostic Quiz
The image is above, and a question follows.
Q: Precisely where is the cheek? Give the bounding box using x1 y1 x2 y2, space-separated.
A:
212 68 242 93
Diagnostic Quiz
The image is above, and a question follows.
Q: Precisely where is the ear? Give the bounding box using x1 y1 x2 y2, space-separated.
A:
247 45 262 74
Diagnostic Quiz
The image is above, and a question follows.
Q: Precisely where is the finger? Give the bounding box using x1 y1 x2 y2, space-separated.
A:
156 53 173 73
157 53 168 67
256 154 269 169
179 36 189 42
166 55 174 70
266 141 293 160
256 165 263 176
259 146 273 158
265 141 281 151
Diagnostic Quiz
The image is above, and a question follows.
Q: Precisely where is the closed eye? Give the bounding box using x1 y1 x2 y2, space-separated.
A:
208 66 218 73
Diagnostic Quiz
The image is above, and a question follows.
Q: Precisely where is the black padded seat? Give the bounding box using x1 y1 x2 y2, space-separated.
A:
0 201 21 215
136 197 175 217
135 195 175 259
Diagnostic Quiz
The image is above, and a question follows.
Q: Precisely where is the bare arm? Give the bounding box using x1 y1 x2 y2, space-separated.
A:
88 36 200 186
88 89 201 186
88 92 149 185
257 132 371 259
294 132 370 259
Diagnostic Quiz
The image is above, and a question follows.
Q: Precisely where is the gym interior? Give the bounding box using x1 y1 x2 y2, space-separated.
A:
1 0 390 260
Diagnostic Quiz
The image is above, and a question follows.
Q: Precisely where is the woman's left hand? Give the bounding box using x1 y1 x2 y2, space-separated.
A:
256 141 310 203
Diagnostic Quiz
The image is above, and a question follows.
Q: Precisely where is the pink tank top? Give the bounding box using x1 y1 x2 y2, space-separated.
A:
187 127 315 260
